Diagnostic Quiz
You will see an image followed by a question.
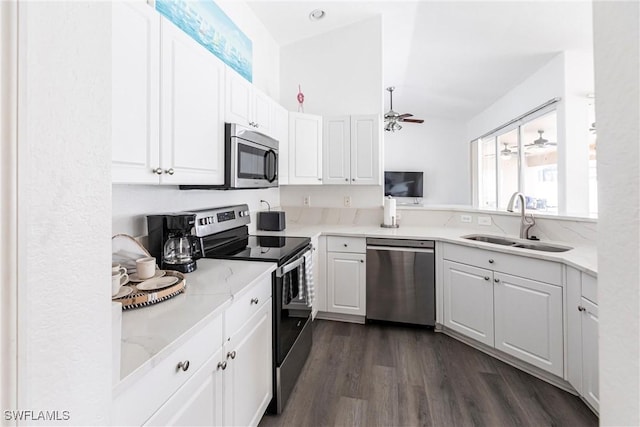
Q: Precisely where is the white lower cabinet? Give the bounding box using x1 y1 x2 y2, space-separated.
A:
442 243 564 377
494 272 563 377
325 236 366 318
442 260 494 346
145 347 224 426
222 300 273 427
580 297 599 411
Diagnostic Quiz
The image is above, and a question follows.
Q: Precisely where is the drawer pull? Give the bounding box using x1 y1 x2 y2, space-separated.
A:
217 361 227 371
494 278 500 283
227 350 237 360
177 360 190 372
484 276 490 281
578 305 586 312
488 259 495 264
344 244 348 247
250 297 259 305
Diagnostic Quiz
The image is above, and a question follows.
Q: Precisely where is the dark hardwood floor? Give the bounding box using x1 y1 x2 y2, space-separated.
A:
260 320 597 427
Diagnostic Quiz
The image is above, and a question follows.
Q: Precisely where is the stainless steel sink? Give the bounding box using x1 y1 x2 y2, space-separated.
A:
462 234 573 252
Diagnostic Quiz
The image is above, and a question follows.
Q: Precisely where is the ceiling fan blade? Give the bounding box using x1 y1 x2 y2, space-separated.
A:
400 118 424 123
397 113 413 119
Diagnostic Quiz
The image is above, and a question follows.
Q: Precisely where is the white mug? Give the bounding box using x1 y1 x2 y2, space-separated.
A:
136 257 156 280
112 271 129 296
112 262 127 276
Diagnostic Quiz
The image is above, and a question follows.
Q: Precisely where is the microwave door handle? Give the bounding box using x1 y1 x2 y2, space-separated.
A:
263 150 277 183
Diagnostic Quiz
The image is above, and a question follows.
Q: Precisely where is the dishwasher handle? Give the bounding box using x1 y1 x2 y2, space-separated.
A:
366 245 434 254
366 237 435 249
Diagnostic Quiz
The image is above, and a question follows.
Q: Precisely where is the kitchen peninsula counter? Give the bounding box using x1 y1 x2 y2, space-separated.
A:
114 259 276 396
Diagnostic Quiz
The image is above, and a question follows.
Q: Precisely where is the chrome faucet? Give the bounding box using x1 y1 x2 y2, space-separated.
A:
507 192 536 239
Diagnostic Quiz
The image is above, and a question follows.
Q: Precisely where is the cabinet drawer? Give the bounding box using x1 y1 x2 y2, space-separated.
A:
443 243 562 285
113 314 223 426
225 275 272 337
582 273 597 304
327 236 366 253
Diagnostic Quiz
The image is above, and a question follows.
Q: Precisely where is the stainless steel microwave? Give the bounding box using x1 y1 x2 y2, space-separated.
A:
181 123 278 190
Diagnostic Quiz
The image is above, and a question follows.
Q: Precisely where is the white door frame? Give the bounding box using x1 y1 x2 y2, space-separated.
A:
1 0 19 419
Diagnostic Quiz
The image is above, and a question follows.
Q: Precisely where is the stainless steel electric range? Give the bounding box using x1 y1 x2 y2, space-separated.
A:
189 204 312 415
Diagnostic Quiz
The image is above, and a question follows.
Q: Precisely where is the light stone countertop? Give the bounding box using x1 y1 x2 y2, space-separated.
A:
254 224 597 276
114 258 276 396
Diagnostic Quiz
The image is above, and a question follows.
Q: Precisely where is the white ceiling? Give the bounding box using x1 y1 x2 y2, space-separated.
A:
246 0 593 120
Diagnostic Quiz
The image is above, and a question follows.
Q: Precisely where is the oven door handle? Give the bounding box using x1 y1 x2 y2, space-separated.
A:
276 255 305 278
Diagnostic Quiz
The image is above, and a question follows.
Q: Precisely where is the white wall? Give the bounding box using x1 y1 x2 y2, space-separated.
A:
279 16 383 115
17 1 112 423
113 0 282 238
466 53 565 140
593 1 640 424
280 185 382 209
385 117 469 205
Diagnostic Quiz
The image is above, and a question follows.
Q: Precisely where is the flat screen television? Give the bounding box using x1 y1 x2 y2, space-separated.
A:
384 171 424 198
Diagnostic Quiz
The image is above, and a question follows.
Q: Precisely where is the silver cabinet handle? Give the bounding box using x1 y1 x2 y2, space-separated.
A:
177 360 190 372
578 305 586 312
217 361 227 370
153 167 163 175
227 351 236 360
484 276 490 281
494 278 500 283
250 297 259 305
165 168 175 175
488 259 495 264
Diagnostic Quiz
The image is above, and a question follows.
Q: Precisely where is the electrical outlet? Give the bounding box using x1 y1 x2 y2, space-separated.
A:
303 196 311 207
344 196 352 207
478 216 492 226
461 214 472 223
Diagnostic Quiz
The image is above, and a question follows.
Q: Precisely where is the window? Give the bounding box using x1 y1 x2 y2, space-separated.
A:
473 109 560 214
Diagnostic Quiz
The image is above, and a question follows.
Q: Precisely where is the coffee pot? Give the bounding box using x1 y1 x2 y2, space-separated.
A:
147 213 198 273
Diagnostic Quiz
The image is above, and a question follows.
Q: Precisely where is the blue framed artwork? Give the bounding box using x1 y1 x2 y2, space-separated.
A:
156 0 253 82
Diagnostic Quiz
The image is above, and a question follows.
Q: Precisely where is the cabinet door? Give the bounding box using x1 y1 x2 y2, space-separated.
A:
253 90 273 136
327 252 366 316
223 300 273 427
145 347 224 427
289 112 323 185
323 116 351 184
225 69 252 127
112 1 160 184
350 115 380 185
566 267 583 391
273 104 289 185
494 272 563 377
160 18 225 185
442 260 494 346
581 298 599 411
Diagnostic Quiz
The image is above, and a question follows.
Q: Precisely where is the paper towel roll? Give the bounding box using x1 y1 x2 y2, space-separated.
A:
383 196 397 226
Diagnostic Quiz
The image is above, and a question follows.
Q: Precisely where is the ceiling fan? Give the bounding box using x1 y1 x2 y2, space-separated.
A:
525 130 557 149
500 142 519 159
384 86 424 132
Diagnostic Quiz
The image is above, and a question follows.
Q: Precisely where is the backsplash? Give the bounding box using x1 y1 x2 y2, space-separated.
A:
112 184 280 237
282 206 597 247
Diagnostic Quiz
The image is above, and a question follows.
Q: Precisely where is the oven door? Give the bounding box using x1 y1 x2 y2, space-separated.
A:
274 249 312 365
231 138 278 188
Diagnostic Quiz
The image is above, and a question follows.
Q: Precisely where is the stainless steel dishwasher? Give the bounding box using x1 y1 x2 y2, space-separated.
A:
366 238 435 326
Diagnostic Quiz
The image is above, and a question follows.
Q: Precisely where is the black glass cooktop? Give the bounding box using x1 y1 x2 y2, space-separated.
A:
203 235 311 265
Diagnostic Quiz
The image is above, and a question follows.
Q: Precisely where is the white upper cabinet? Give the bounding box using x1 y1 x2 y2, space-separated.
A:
288 112 323 185
112 4 225 186
112 1 160 184
160 17 225 185
322 115 381 185
323 117 351 184
350 115 380 185
273 104 289 185
225 70 274 137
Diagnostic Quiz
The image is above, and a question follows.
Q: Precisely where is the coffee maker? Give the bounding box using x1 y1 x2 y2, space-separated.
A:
147 213 199 273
